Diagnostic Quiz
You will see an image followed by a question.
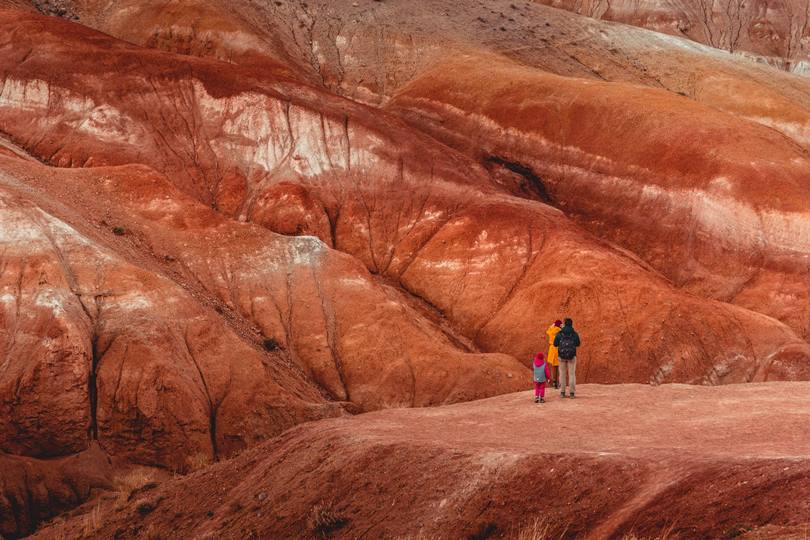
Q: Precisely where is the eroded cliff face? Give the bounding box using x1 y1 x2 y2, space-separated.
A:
386 54 810 338
23 1 810 340
0 158 342 470
1 11 804 392
208 0 810 344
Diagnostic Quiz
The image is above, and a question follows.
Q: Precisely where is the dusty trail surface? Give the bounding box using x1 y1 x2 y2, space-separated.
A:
32 383 810 539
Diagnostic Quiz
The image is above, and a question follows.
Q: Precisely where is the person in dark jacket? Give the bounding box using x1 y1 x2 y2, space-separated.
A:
553 318 581 398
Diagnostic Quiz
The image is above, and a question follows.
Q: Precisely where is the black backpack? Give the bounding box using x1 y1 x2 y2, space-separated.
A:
557 332 577 360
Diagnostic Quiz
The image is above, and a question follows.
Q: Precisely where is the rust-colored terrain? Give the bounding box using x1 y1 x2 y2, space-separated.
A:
535 0 810 74
30 384 810 539
0 0 809 538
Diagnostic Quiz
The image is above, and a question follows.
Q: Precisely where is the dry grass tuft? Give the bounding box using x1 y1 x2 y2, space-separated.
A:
50 523 69 540
143 523 162 540
80 502 103 538
621 524 679 540
308 501 348 537
513 517 554 540
185 451 212 473
113 467 158 503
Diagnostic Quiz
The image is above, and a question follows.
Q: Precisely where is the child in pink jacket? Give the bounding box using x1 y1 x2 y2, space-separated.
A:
533 352 551 403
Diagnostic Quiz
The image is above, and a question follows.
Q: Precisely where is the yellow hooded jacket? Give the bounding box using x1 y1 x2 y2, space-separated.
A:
546 324 561 366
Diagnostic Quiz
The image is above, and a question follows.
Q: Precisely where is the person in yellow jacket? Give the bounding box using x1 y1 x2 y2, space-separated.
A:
546 320 562 389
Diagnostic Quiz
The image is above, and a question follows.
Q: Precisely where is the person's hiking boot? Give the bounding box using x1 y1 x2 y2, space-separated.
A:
539 397 545 403
560 392 567 398
534 396 539 403
570 393 575 399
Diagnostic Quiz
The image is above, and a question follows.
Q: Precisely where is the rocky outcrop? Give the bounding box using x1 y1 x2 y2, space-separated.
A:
2 156 528 409
24 1 810 341
29 383 810 539
0 145 526 536
194 0 810 343
535 0 810 74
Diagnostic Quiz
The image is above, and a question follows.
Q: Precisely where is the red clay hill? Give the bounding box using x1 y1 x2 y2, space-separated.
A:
26 0 810 340
0 1 809 537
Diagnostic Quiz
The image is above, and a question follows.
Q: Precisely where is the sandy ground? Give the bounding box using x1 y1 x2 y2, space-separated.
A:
345 382 810 460
31 382 810 539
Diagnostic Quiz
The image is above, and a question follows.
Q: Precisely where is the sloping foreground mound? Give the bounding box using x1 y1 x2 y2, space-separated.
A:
31 383 810 539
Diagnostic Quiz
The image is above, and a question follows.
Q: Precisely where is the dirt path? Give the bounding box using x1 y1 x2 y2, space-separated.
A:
31 382 810 539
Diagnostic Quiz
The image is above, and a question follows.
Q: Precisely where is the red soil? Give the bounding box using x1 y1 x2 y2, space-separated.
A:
30 383 810 539
0 444 113 536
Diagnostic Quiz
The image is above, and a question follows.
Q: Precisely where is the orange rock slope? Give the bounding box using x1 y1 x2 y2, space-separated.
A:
1 9 806 389
0 135 525 535
32 0 810 340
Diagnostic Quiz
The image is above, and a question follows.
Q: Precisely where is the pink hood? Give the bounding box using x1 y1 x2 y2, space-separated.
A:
534 353 545 367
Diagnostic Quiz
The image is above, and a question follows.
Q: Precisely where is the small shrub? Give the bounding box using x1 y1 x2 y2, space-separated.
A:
721 524 750 539
263 338 279 351
136 498 158 515
112 226 126 236
308 501 348 537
